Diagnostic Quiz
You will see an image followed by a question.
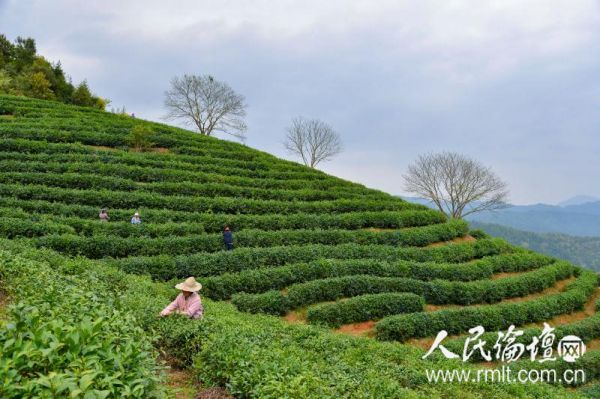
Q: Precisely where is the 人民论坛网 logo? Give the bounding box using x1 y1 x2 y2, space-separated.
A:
422 323 586 363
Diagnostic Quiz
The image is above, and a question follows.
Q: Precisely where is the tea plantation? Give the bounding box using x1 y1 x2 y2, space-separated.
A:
0 95 598 398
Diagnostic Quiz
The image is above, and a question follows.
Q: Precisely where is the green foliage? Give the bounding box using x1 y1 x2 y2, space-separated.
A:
0 36 105 108
201 252 553 300
231 291 292 316
580 382 600 397
0 70 12 92
469 228 490 239
0 96 594 398
1 241 582 398
307 293 425 327
232 262 575 316
0 216 75 238
0 182 419 215
111 237 510 280
0 157 392 198
518 350 600 388
472 221 600 272
31 219 468 258
0 250 166 398
375 270 599 342
16 208 442 235
14 71 55 100
129 125 154 151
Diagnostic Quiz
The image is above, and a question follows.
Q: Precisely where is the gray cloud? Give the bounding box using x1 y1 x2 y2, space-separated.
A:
2 0 600 203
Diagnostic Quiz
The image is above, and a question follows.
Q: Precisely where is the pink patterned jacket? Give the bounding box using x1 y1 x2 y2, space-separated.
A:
160 292 203 319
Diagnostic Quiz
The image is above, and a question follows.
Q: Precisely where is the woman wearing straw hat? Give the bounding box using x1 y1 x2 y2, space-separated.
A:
159 277 204 319
131 212 141 225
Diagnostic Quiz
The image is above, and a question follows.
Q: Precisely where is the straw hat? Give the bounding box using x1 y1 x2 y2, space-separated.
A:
134 212 139 216
175 277 202 292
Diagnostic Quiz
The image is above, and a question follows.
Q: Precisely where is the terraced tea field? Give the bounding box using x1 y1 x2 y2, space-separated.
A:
0 95 598 398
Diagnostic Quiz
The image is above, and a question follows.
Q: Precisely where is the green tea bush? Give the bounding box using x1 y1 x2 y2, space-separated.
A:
201 252 554 300
0 162 392 201
0 199 439 232
376 270 599 342
33 219 468 258
0 169 393 202
0 251 165 398
0 133 364 184
307 292 425 327
0 240 580 399
111 238 512 279
517 350 600 387
0 139 359 185
0 182 418 214
0 216 75 238
232 262 574 315
231 291 292 316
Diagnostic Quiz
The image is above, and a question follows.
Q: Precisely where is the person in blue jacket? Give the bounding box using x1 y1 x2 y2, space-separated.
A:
223 226 234 250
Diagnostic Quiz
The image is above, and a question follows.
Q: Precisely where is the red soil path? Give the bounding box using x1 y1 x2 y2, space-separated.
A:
334 321 377 337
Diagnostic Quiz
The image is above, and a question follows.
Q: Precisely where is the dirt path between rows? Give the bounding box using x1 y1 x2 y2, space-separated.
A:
162 356 232 399
335 321 376 337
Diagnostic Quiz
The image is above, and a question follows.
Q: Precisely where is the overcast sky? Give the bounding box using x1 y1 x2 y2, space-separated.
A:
2 0 600 204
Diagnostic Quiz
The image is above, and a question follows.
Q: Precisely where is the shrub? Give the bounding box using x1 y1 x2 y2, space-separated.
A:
469 229 490 239
33 219 468 258
0 216 75 238
129 125 154 151
231 262 574 316
307 293 425 327
231 291 291 316
0 198 441 233
0 182 421 215
0 250 166 398
375 270 599 342
200 252 553 300
110 238 512 279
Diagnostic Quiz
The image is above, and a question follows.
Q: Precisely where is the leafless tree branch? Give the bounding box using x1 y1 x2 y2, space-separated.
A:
164 74 247 140
284 117 343 168
403 152 509 219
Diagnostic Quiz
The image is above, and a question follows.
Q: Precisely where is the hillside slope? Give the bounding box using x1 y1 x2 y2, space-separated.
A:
471 221 600 272
469 204 600 237
0 95 598 398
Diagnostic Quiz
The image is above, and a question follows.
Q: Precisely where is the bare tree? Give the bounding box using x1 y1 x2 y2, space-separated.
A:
403 152 509 219
164 74 247 140
284 117 343 168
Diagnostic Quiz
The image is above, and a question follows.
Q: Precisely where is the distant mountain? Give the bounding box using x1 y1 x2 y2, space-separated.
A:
471 221 600 273
402 196 600 237
468 202 600 237
558 195 599 207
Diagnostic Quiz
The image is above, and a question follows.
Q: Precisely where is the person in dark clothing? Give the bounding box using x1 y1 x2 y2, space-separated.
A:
223 226 234 250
